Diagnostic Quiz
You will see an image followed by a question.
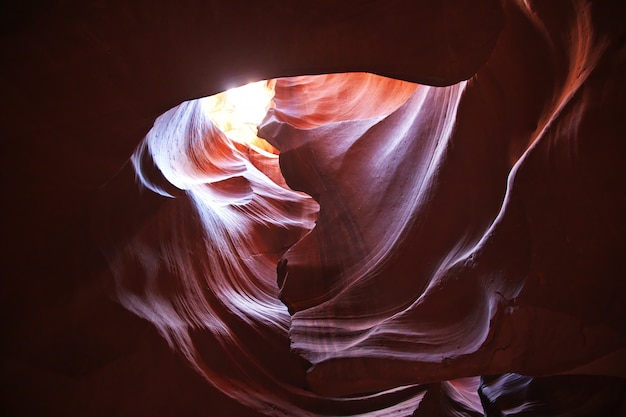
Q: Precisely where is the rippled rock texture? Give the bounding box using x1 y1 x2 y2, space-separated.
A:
2 0 625 416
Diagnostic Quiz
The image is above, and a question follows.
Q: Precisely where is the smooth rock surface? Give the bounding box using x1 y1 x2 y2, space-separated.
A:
2 0 625 416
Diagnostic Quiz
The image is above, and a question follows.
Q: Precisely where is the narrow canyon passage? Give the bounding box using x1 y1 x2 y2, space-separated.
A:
2 0 625 416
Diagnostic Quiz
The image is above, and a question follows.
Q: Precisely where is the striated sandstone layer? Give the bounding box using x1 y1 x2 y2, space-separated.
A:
2 0 625 416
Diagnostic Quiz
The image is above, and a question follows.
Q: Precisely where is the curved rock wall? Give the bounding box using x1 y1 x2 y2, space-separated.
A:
2 0 625 415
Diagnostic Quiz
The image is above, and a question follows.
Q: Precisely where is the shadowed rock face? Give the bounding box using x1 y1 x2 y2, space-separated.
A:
2 0 625 416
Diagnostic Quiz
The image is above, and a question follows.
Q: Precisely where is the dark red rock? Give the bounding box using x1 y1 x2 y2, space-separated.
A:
2 0 625 416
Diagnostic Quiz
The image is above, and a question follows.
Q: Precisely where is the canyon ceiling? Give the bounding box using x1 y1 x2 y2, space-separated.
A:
1 0 625 416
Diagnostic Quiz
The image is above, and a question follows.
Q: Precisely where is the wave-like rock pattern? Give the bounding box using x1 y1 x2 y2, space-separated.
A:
88 0 624 415
100 92 436 415
5 0 626 415
260 0 626 397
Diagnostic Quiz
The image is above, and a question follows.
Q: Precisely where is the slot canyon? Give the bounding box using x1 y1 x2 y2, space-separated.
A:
1 0 625 416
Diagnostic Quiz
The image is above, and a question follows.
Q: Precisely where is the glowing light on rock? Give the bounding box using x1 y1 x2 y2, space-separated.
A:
203 80 277 152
